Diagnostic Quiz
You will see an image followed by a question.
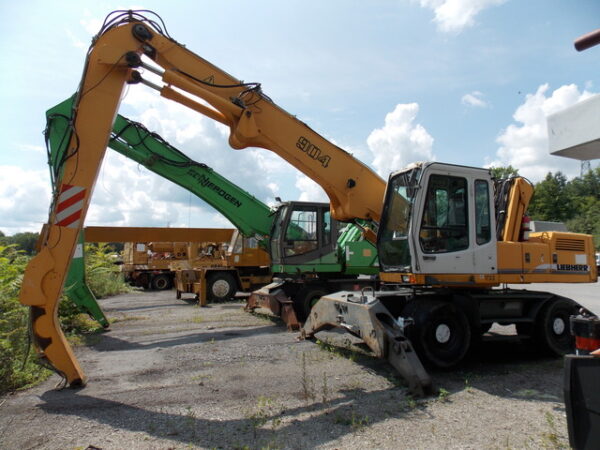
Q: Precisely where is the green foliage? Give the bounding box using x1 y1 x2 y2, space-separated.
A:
82 242 135 298
490 165 519 179
0 245 50 393
1 241 133 393
0 232 40 255
528 168 600 249
528 172 573 222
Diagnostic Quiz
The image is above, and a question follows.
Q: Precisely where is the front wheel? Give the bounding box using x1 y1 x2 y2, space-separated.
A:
297 287 327 322
207 272 237 302
535 297 578 356
403 301 472 369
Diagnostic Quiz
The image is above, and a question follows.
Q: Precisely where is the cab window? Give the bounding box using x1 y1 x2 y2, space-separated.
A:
285 209 318 256
420 175 469 253
475 180 491 245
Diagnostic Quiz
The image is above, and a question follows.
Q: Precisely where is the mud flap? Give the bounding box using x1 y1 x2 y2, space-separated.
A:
246 281 301 330
300 291 432 397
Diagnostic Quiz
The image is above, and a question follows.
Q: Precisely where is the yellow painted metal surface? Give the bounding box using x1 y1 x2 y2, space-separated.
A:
84 226 234 243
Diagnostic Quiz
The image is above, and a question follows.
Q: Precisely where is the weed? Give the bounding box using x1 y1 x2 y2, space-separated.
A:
185 406 197 437
110 315 147 323
191 373 212 383
246 396 279 440
316 338 359 362
464 376 474 393
405 396 417 410
540 411 567 449
322 372 330 405
437 387 450 402
385 373 405 389
341 378 364 391
300 352 315 402
334 410 370 431
190 315 204 324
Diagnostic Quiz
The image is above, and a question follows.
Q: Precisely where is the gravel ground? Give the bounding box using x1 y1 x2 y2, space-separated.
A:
0 289 575 449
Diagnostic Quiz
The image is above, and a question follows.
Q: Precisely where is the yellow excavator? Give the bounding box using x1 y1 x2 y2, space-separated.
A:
20 10 597 395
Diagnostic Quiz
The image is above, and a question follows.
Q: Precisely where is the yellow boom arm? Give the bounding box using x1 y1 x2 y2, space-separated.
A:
20 12 385 385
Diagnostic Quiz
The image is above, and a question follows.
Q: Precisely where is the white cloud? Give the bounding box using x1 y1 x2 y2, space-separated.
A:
417 0 507 33
488 83 595 181
295 174 328 203
366 103 435 177
0 166 51 235
461 91 488 108
65 28 88 51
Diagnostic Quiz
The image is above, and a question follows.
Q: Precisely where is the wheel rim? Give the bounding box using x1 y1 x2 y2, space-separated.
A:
155 277 168 289
212 279 231 298
435 324 451 344
552 317 566 335
417 305 471 368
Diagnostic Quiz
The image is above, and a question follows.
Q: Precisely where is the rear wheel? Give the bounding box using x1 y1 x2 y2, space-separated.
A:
208 272 237 302
152 274 171 290
404 301 472 369
535 297 578 355
479 322 493 334
297 287 327 321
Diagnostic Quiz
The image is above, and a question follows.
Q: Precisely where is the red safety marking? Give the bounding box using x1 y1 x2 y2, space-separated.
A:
54 184 86 228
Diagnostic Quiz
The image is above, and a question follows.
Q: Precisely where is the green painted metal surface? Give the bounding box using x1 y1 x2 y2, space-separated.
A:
63 232 110 328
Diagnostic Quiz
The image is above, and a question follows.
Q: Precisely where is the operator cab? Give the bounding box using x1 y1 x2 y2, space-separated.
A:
378 162 497 277
269 201 340 272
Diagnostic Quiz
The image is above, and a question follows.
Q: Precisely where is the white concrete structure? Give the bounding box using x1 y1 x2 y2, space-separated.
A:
547 94 600 161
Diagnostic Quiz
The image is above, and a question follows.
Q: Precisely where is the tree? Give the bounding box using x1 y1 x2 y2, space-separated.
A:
489 165 519 179
528 172 573 222
3 232 39 256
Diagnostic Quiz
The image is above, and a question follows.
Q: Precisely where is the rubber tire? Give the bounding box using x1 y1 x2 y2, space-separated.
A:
298 287 327 322
516 322 534 337
534 297 578 356
403 301 472 369
151 274 172 290
207 272 237 302
479 322 493 334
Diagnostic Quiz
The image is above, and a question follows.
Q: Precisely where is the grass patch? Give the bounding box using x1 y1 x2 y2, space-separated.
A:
333 409 370 431
315 337 362 362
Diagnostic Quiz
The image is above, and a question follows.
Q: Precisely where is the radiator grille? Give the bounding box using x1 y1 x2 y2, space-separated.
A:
556 238 586 252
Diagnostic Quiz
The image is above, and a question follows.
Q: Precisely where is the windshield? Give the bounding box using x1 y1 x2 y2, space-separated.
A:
269 205 287 262
378 167 421 271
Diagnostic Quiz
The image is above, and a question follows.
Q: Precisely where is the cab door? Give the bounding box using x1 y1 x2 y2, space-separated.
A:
413 164 496 275
277 202 339 269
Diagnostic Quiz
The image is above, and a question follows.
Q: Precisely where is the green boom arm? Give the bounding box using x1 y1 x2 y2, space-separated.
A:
45 96 276 327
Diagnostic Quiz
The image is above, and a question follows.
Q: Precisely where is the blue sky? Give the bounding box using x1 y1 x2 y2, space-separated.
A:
1 0 599 235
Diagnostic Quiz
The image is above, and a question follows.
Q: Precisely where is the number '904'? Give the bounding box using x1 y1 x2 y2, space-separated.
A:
296 136 331 168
